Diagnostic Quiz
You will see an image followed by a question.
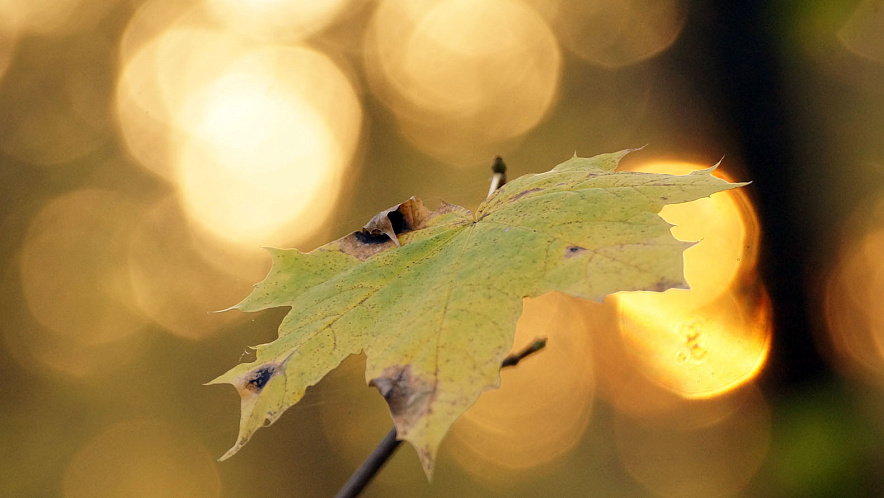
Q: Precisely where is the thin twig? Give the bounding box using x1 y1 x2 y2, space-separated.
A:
487 156 507 198
501 337 548 367
335 338 548 498
335 426 401 498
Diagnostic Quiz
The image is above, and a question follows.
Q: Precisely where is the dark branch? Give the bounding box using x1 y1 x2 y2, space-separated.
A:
334 426 401 498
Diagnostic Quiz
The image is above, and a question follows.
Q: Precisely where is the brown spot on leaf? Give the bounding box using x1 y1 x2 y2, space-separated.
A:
339 233 393 260
370 364 435 436
565 245 588 258
245 365 275 393
235 355 293 399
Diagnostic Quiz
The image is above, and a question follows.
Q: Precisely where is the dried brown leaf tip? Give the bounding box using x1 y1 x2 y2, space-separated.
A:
369 364 440 476
369 364 435 434
338 197 434 260
362 206 401 246
360 197 432 247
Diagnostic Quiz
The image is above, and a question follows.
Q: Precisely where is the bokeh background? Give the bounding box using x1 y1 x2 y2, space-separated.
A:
1 0 883 496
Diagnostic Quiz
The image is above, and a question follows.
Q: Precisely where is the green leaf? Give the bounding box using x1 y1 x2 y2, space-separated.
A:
208 149 746 477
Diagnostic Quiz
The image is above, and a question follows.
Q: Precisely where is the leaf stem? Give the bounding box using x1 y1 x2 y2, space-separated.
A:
335 337 547 498
487 156 507 198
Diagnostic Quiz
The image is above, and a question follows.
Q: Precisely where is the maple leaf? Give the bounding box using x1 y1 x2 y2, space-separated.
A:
207 149 746 477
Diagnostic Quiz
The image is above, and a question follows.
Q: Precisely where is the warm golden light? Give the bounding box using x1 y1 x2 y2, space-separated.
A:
613 160 770 398
0 0 118 37
447 293 595 480
205 0 353 41
619 288 772 398
13 190 149 376
838 0 884 65
0 31 113 166
823 201 884 383
174 45 361 247
117 18 363 249
3 320 148 379
126 197 258 340
615 385 771 497
0 26 15 83
365 0 562 165
553 0 686 68
584 295 730 420
63 420 221 498
116 26 252 181
19 190 147 345
623 160 757 306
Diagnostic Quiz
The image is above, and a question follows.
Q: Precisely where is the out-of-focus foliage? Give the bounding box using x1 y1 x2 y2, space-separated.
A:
1 0 882 496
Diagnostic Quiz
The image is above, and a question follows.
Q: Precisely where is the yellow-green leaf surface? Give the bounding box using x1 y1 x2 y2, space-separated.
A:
208 150 746 477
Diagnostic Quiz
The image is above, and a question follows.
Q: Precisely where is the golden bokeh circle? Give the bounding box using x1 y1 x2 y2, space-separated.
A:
615 385 770 498
823 211 884 384
0 23 16 82
613 160 770 398
448 292 595 480
618 160 759 307
19 189 148 345
0 0 119 37
618 287 772 398
365 0 562 165
126 196 258 340
172 44 362 248
0 34 113 166
554 0 686 68
116 19 363 249
838 0 884 66
2 319 148 378
116 26 252 181
63 420 221 498
204 0 354 42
